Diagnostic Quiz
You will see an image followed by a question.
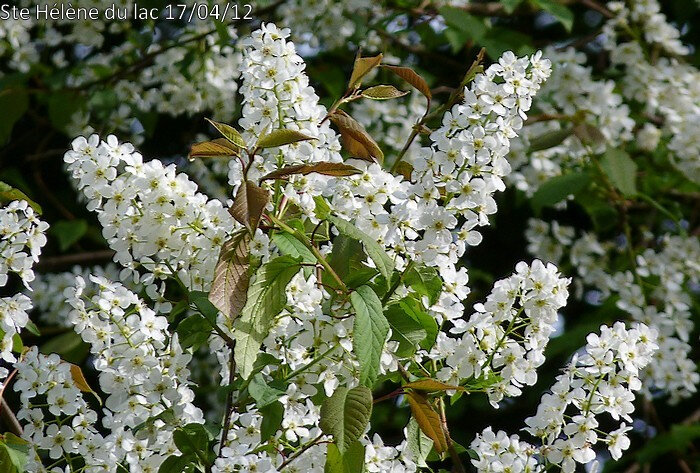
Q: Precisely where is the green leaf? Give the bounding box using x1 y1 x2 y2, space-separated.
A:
0 89 28 145
48 91 85 135
319 385 373 453
0 182 42 214
256 129 316 149
405 417 434 467
527 128 574 152
481 27 534 58
272 232 315 278
11 333 22 353
314 196 331 220
385 304 427 358
324 440 366 473
531 171 591 212
439 7 488 52
636 424 700 464
173 423 212 457
208 232 251 321
260 401 284 440
272 232 315 263
361 85 408 100
0 433 29 473
391 296 438 351
351 286 390 386
158 454 196 473
176 314 212 350
499 0 523 13
532 0 574 32
405 264 442 306
205 118 246 149
190 291 220 326
234 256 301 379
328 215 394 289
50 219 88 252
40 331 87 360
325 442 345 473
600 148 637 197
248 373 286 408
342 440 366 473
24 320 40 336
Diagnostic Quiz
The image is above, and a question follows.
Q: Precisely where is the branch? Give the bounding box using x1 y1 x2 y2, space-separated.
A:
0 399 23 437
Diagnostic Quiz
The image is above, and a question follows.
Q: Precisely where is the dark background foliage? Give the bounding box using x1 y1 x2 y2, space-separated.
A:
1 1 699 471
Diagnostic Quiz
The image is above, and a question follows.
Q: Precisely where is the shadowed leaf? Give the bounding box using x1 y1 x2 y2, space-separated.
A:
261 162 361 182
230 180 269 233
208 231 251 321
329 110 383 162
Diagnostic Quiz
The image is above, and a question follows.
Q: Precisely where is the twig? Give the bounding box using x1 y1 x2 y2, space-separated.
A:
437 397 465 473
579 0 614 18
278 434 325 470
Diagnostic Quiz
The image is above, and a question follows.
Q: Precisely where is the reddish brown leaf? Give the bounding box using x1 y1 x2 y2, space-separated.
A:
230 180 270 233
406 391 448 453
260 162 361 182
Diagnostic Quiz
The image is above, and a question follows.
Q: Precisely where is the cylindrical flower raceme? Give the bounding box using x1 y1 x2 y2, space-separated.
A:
64 134 236 295
472 322 658 473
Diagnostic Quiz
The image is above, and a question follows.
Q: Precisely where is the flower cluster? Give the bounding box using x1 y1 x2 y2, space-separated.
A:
435 260 570 405
0 200 48 380
14 347 112 470
28 263 130 327
0 2 241 143
64 134 234 295
229 23 343 210
0 200 48 288
472 322 658 473
603 0 700 180
526 219 699 404
48 275 202 470
507 47 634 195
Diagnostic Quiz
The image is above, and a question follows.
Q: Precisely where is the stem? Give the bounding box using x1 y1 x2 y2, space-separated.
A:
381 260 414 305
267 214 348 292
283 344 339 383
637 192 686 236
278 434 325 470
437 397 466 473
0 399 23 437
218 351 237 456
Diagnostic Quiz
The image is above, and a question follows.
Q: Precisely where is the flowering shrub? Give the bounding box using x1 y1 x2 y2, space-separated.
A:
1 1 698 473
